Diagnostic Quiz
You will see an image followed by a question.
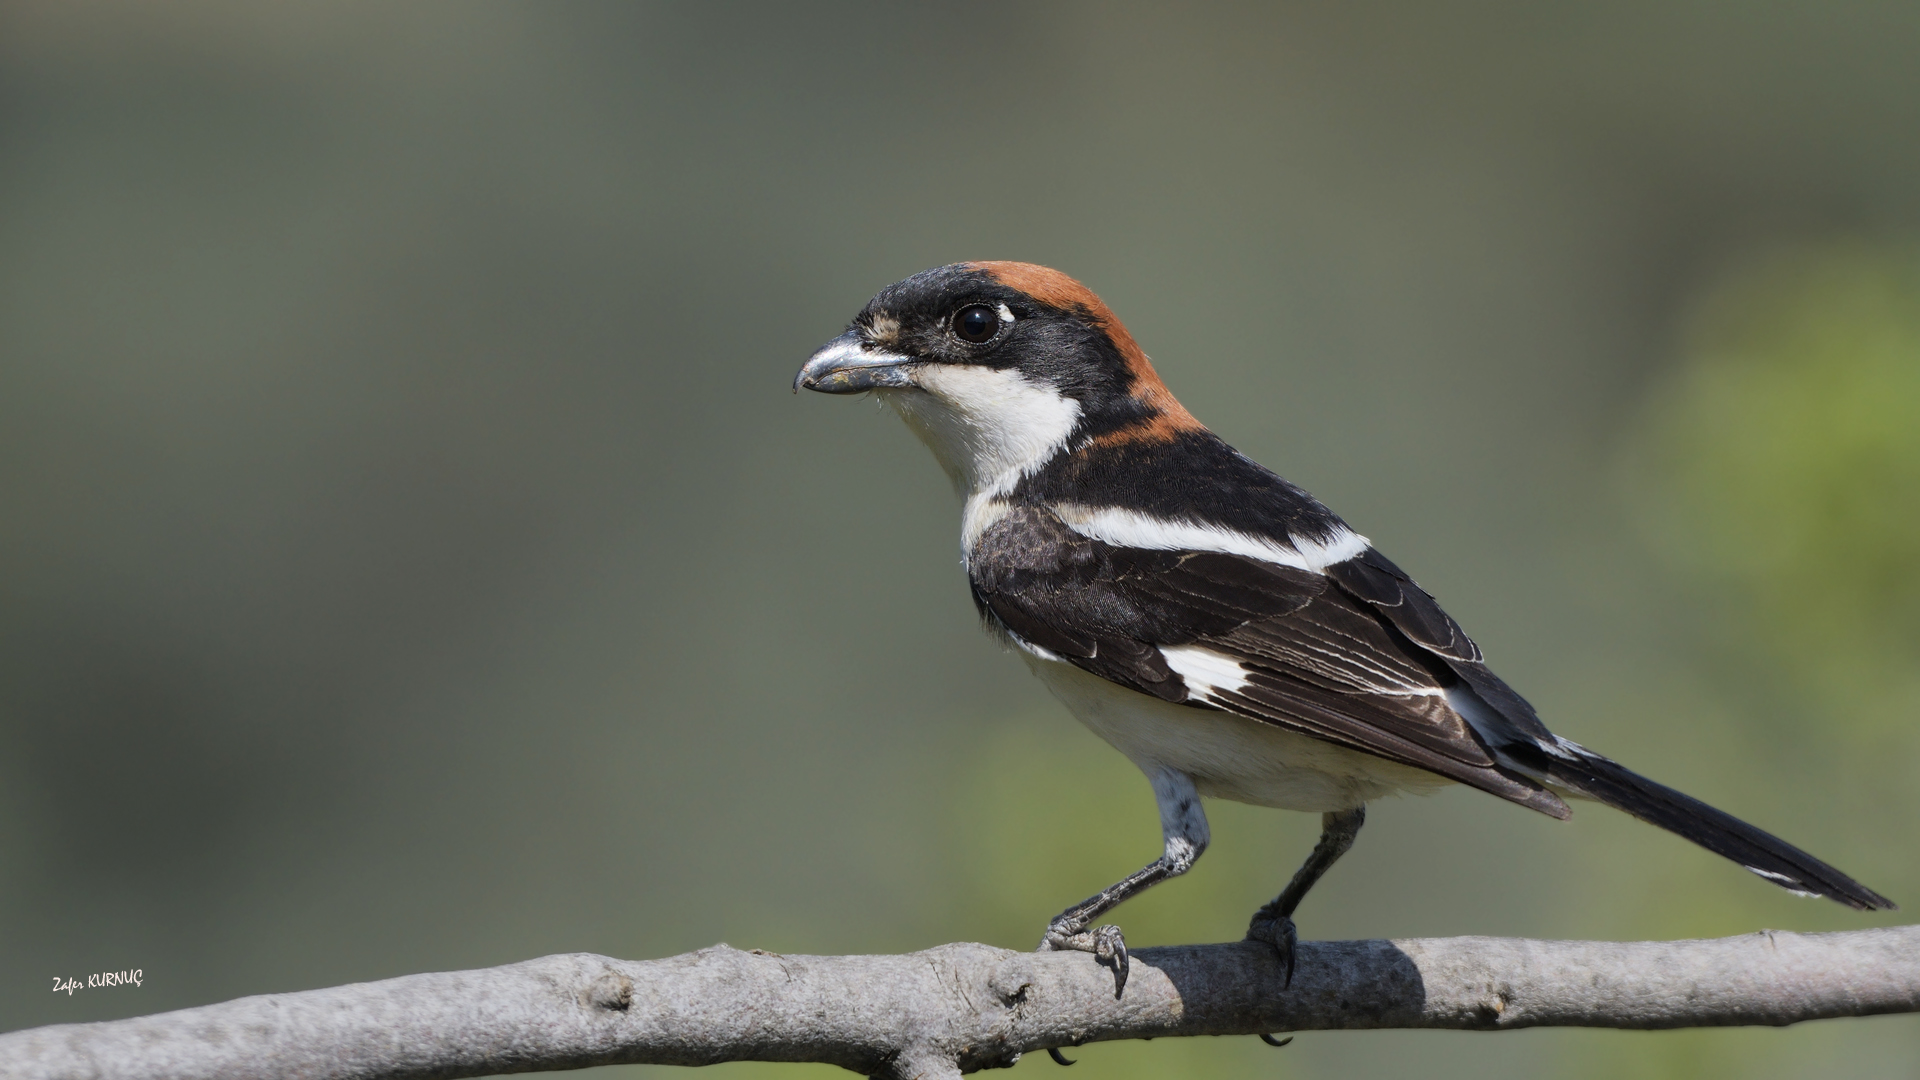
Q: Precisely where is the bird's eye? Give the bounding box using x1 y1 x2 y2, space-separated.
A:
953 304 998 344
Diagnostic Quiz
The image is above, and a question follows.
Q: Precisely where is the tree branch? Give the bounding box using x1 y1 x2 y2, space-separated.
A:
5 928 1917 1080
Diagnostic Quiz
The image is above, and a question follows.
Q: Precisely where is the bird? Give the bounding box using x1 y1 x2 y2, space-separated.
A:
793 261 1895 994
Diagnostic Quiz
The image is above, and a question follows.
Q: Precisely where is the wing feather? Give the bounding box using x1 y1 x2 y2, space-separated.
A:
970 505 1568 817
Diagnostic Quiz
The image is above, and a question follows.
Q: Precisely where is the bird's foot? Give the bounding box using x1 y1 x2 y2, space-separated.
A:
1039 919 1130 995
1245 910 1298 989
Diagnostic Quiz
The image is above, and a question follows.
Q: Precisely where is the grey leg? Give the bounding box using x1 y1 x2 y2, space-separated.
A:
1246 805 1366 989
1040 768 1209 996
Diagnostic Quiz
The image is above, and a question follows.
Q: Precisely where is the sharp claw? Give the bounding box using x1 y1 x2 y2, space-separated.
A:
1039 922 1132 996
1093 924 1129 996
1246 913 1299 990
1047 1048 1076 1066
1259 1034 1293 1048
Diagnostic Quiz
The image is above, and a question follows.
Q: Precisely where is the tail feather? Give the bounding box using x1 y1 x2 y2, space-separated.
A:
1538 739 1896 912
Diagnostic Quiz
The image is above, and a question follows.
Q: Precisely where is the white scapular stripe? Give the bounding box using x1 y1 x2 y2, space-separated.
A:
1161 645 1251 698
1049 504 1370 573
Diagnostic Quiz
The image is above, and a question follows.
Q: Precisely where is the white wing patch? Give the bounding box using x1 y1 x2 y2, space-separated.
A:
1049 503 1370 573
1161 645 1250 699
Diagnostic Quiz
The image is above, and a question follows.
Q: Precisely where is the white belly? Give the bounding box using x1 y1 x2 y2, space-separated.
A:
1025 655 1451 812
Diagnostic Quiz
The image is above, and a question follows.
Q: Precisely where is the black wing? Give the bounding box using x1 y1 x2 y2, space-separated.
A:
970 503 1895 910
968 504 1568 817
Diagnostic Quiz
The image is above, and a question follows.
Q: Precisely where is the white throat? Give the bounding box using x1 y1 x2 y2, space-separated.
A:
882 366 1081 499
880 366 1080 564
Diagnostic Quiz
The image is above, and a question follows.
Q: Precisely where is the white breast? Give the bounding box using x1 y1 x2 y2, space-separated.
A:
1024 654 1451 812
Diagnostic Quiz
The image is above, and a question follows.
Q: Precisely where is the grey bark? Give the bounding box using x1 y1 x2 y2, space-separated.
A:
5 928 1917 1080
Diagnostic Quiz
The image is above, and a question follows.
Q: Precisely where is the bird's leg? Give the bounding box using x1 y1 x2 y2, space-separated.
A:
1039 768 1208 996
1246 805 1365 989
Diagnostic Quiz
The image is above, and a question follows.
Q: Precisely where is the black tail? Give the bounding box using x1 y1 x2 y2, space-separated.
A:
1538 739 1896 911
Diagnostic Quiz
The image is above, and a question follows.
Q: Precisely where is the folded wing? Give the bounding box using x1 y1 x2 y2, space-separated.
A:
968 505 1568 817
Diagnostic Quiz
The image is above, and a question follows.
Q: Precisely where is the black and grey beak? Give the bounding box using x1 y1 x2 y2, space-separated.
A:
793 331 919 394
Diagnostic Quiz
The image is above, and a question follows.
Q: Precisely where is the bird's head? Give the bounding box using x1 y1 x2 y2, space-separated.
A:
795 262 1204 496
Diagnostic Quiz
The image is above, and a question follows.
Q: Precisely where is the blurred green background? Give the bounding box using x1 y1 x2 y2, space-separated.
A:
1 3 1916 1077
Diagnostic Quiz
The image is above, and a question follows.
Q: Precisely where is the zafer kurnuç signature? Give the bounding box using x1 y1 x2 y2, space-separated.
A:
52 969 142 995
